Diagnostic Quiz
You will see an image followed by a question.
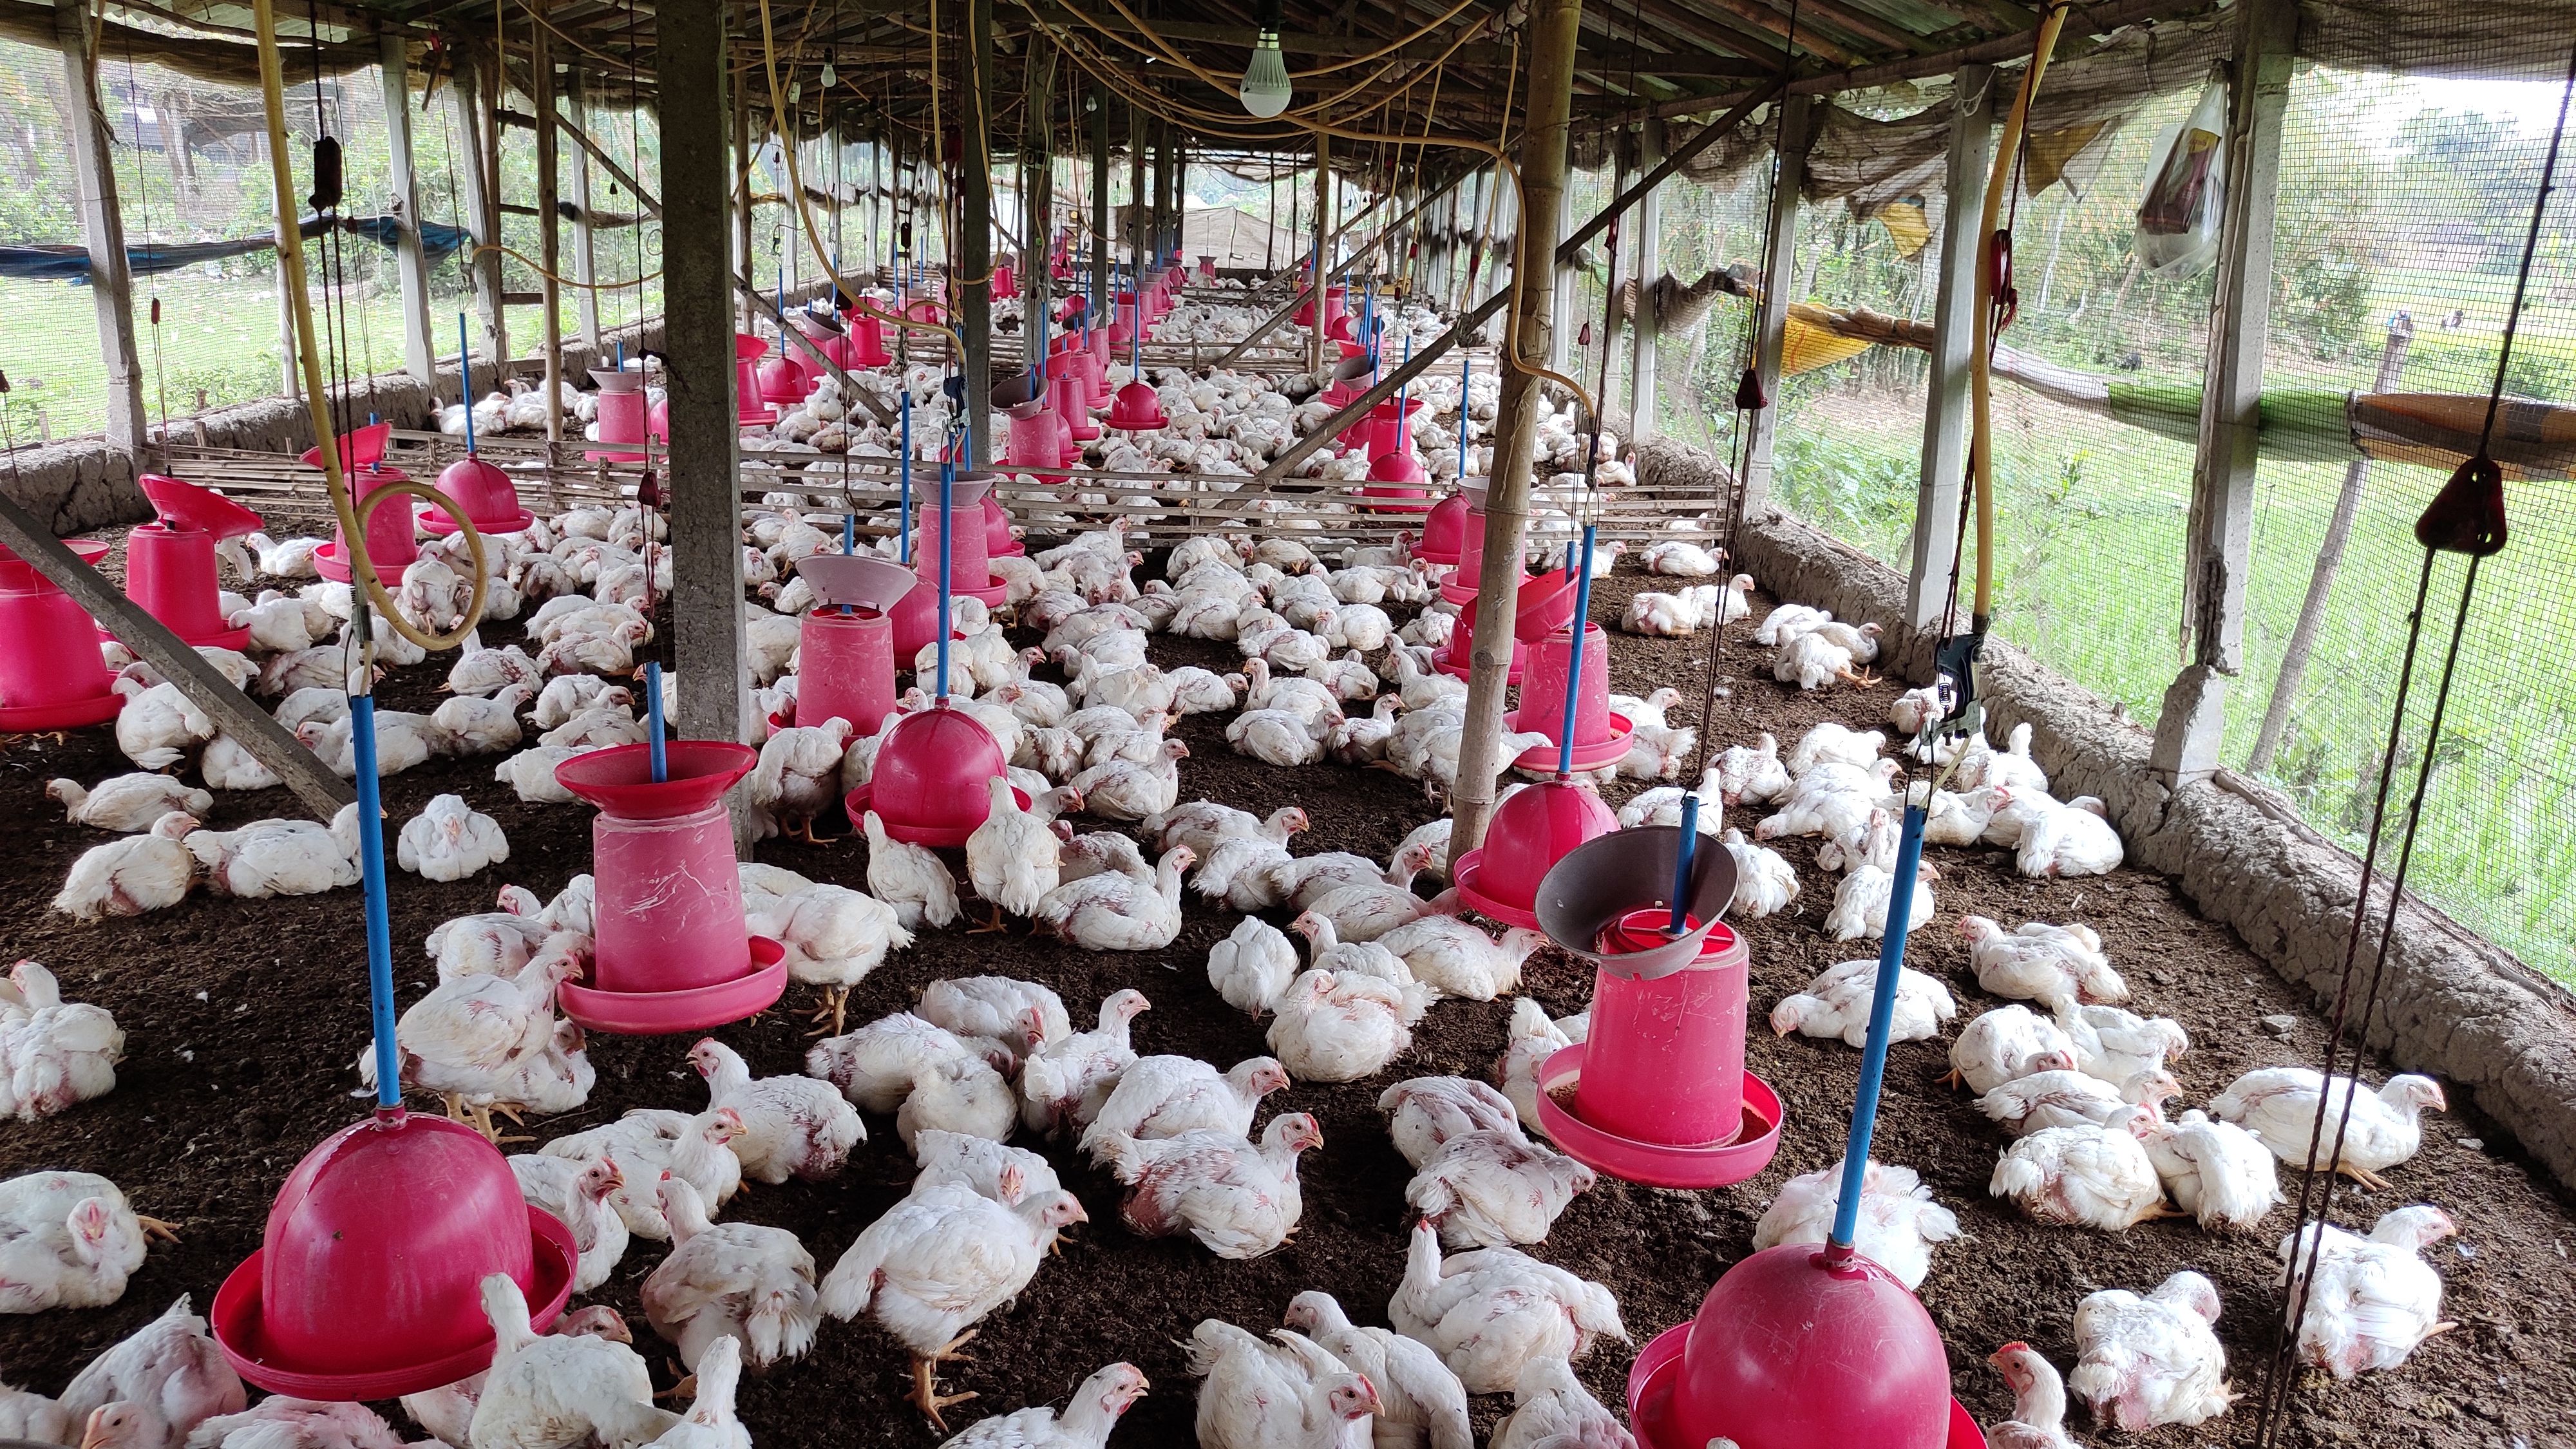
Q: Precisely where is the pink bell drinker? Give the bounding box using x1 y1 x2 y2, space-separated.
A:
124 473 258 650
0 538 126 732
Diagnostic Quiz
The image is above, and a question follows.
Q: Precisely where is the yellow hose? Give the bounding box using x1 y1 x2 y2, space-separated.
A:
252 0 486 652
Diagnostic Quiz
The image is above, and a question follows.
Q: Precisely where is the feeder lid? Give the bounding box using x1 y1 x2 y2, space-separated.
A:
298 422 391 472
1332 354 1378 383
928 470 996 507
734 333 773 362
1459 480 1490 509
1474 778 1619 912
1535 825 1738 981
1665 1242 1953 1449
589 368 645 395
799 554 918 612
140 474 261 540
992 372 1043 408
555 740 757 819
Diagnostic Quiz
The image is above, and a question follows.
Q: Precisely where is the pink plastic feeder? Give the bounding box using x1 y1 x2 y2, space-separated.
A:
1432 590 1528 685
0 538 125 731
298 422 391 472
1048 370 1099 442
1450 778 1616 929
585 368 649 462
757 351 808 409
913 471 1009 608
1107 379 1168 431
982 492 1026 557
314 468 421 584
783 556 914 737
735 334 777 423
125 474 258 650
552 742 788 1034
1416 491 1468 565
422 454 532 537
1197 254 1218 283
1627 1317 1982 1449
992 262 1018 299
1441 482 1490 602
1504 621 1631 772
844 701 1018 846
849 314 893 368
211 1109 577 1398
1005 400 1061 470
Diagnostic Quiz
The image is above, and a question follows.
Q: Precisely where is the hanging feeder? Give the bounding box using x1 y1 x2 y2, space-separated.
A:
0 538 126 731
1047 367 1099 444
585 368 650 462
907 469 1009 609
1416 491 1468 566
1505 620 1632 772
1451 778 1617 928
1440 481 1492 602
779 555 914 737
423 457 532 538
848 312 894 368
552 741 788 1034
735 333 780 423
298 421 391 473
983 492 1028 556
992 261 1018 299
124 474 259 650
313 467 421 585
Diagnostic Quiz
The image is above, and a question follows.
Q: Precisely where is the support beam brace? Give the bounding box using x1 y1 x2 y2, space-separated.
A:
2152 0 2295 787
0 494 353 819
1215 171 1473 368
1740 95 1814 513
734 272 895 426
1905 64 1993 630
1255 289 1513 485
1555 78 1784 267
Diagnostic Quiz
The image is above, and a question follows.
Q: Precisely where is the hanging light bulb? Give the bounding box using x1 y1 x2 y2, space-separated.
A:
821 59 837 88
1240 3 1292 119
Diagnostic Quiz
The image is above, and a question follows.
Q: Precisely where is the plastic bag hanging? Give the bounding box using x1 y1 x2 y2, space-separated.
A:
2134 75 2228 279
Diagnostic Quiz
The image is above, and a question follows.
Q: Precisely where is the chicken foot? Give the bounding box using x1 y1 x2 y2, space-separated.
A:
135 1215 182 1244
808 986 850 1038
967 901 1012 934
909 1334 981 1430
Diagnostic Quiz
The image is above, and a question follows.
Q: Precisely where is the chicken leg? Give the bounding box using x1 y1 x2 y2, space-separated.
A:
808 985 850 1037
909 1333 981 1430
135 1216 182 1244
967 901 1010 934
788 818 829 848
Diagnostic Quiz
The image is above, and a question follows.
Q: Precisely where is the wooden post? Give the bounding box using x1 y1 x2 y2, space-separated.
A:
267 128 299 399
1450 0 1582 865
380 31 437 387
960 0 993 468
660 0 754 795
451 55 507 375
531 3 563 439
1546 186 1574 373
567 68 601 352
1090 83 1110 314
1905 66 1994 631
1311 136 1329 373
2248 316 2413 775
1740 94 1814 513
54 0 146 455
1628 116 1663 443
2150 0 2295 788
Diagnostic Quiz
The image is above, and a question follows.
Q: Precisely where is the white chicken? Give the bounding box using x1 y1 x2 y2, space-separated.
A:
1976 1066 2179 1137
1267 968 1428 1083
1186 1320 1381 1449
1488 1356 1638 1449
1711 732 1792 806
508 1153 629 1293
819 1171 1088 1428
2210 1068 2445 1189
0 959 124 1121
57 1295 245 1449
393 943 582 1137
53 811 198 922
1721 828 1801 919
748 881 913 1036
2015 795 2126 878
49 775 213 833
1370 916 1546 1001
1206 916 1300 1017
1989 1109 2172 1231
401 1307 634 1448
1066 738 1186 819
863 810 963 931
1279 1293 1473 1449
2144 1109 2283 1233
2054 1001 2192 1089
1985 1342 2081 1449
114 682 214 771
1095 1113 1322 1260
185 806 361 900
1033 843 1192 951
495 744 596 804
965 777 1065 928
1820 808 1938 942
1079 1056 1291 1157
428 683 536 757
688 1038 865 1184
468 1274 677 1449
1492 998 1586 1135
0 1170 173 1312
749 719 856 843
1017 989 1151 1137
933 1362 1150 1449
1387 1221 1627 1394
396 794 510 882
2278 1204 2458 1379
641 1173 821 1372
895 1053 1019 1148
1947 1006 2080 1096
2067 1271 2231 1431
1752 1158 1962 1291
1960 916 2127 1010
1770 958 1956 1048
1147 801 1308 857
539 1106 746 1240
805 1012 998 1115
920 976 1071 1062
173 1396 410 1449
1406 1129 1596 1248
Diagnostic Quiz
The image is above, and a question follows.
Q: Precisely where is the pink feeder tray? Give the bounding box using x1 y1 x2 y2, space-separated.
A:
212 1110 578 1399
1627 1321 1984 1449
735 334 777 424
298 422 392 473
0 538 125 732
422 455 533 536
311 468 419 584
846 701 1014 846
553 741 788 1034
1537 1047 1781 1188
1433 591 1530 685
1415 491 1468 566
125 474 258 650
1449 778 1618 928
585 368 650 462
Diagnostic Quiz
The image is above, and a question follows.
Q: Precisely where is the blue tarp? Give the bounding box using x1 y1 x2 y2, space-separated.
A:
0 215 469 284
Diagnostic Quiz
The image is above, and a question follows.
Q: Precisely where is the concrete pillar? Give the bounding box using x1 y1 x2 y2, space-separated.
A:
659 0 753 773
55 0 146 454
567 69 601 352
1627 117 1663 443
381 32 437 387
1450 0 1582 864
1740 95 1814 514
2153 0 2296 787
1906 66 1994 632
960 0 993 468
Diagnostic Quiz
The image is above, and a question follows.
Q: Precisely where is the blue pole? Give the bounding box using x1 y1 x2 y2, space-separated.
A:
935 455 954 703
1830 801 1932 1249
350 694 399 1110
1670 797 1699 934
899 393 913 564
458 314 477 456
1459 354 1470 479
1555 522 1596 776
645 661 668 782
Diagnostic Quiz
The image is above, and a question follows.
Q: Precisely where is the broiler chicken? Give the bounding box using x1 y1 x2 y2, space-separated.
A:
57 1295 245 1449
863 810 963 931
1379 1077 1524 1170
1960 917 2127 1009
2277 1204 2457 1379
750 719 856 843
642 1173 821 1372
748 881 913 1036
509 1150 628 1292
1017 989 1150 1138
1387 1221 1627 1394
49 775 213 833
1989 1109 2172 1230
0 1170 174 1312
1095 1113 1322 1259
1406 1130 1595 1248
1488 1356 1637 1449
54 811 198 922
1146 801 1307 857
965 777 1065 929
895 1053 1018 1148
1985 1343 2081 1449
1721 828 1800 918
393 942 582 1139
2210 1068 2445 1189
468 1273 677 1449
1267 969 1428 1083
428 683 536 756
2054 1001 2190 1089
1279 1293 1473 1449
186 806 361 900
922 976 1070 1062
1948 1005 2079 1096
1186 1321 1381 1449
1034 844 1192 951
1976 1066 2178 1137
1066 739 1187 820
1770 958 1956 1048
402 1307 631 1448
1206 916 1300 1018
1369 917 1542 1002
0 959 124 1121
396 794 510 882
539 1107 745 1240
820 1171 1088 1428
2067 1271 2231 1431
1821 808 1938 942
690 1038 865 1183
2144 1109 2282 1233
1493 999 1585 1135
1752 1158 1961 1291
806 1011 998 1115
1079 1056 1289 1159
934 1361 1149 1448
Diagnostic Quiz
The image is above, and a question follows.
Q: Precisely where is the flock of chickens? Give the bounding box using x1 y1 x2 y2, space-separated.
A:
6 303 2481 1449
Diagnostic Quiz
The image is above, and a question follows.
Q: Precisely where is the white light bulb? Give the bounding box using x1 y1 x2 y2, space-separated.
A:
821 61 837 88
1240 32 1292 119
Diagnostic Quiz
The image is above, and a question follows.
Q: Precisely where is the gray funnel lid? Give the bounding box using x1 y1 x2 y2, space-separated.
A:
796 554 918 611
1533 825 1738 981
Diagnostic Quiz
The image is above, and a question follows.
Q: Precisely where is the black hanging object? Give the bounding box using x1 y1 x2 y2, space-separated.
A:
1989 227 2018 332
942 374 966 406
308 135 343 213
149 298 160 325
2415 454 2509 556
635 470 663 509
1932 629 1986 734
1733 366 1768 412
1577 322 1593 346
900 219 914 249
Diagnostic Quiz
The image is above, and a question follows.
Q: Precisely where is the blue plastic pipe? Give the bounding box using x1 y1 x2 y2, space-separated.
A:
935 455 955 703
1671 797 1700 934
645 660 667 782
1459 354 1471 478
458 314 477 456
899 393 913 564
1556 523 1597 775
1830 800 1932 1249
351 694 399 1108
